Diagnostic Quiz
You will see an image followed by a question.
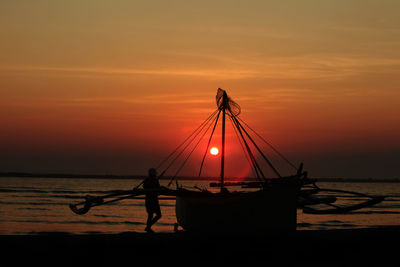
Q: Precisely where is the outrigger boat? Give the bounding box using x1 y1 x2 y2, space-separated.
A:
70 88 384 232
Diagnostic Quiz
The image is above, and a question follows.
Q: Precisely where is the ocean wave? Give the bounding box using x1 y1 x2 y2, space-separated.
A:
351 210 400 214
0 219 174 226
0 201 69 206
93 214 124 218
0 188 121 195
17 207 50 211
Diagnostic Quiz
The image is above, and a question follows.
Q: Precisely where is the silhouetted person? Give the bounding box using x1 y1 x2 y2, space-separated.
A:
143 168 162 233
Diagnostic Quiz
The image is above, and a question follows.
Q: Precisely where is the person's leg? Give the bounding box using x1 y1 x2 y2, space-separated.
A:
145 212 154 232
151 210 162 226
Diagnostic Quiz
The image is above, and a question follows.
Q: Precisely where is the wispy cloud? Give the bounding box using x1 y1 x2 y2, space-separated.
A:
71 94 211 105
0 65 258 80
2 53 400 82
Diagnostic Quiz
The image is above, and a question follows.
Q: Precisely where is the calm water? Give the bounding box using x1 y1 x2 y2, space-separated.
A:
0 177 399 235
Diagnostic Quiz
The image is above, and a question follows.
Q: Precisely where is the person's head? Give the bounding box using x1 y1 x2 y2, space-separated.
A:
148 168 157 178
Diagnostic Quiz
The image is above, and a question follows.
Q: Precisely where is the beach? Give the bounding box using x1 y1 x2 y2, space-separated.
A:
2 227 399 266
1 177 399 265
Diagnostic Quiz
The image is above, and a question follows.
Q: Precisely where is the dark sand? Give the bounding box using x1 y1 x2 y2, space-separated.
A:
2 227 399 266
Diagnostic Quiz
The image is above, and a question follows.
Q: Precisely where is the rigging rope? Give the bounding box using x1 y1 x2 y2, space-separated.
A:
156 109 219 171
230 115 266 181
156 89 296 187
233 115 281 178
198 109 222 177
228 115 259 181
157 109 219 179
168 109 220 186
237 116 298 170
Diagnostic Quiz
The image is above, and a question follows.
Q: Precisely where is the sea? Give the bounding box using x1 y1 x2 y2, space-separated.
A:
0 177 399 235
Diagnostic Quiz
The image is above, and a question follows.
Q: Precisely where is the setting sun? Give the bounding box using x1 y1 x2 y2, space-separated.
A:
210 147 219 156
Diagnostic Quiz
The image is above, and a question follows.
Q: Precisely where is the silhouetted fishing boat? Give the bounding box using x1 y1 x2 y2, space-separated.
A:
167 88 308 232
70 88 385 232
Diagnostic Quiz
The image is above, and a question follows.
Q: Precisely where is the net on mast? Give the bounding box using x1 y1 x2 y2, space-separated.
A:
216 88 241 116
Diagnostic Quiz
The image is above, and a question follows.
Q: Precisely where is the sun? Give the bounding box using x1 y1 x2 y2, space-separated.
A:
210 147 219 156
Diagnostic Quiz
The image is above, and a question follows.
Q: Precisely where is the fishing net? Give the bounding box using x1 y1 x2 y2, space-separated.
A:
216 88 241 116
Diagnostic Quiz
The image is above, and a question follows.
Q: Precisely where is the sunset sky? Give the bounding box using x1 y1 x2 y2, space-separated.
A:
1 0 399 178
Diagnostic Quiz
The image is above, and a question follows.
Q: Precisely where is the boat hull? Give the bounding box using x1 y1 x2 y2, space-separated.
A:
175 181 299 233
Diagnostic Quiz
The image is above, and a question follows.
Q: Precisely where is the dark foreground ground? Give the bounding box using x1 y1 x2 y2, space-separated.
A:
2 227 399 266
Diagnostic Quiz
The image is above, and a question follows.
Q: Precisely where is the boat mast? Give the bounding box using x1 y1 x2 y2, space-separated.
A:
220 90 227 192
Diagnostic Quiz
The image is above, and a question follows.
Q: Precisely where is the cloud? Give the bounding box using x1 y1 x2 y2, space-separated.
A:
2 52 400 83
0 65 258 80
71 94 211 105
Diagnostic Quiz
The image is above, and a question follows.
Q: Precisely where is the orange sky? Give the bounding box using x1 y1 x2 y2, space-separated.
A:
1 1 399 178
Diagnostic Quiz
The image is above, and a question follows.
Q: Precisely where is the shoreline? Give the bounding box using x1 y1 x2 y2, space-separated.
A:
1 172 399 183
2 227 399 265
